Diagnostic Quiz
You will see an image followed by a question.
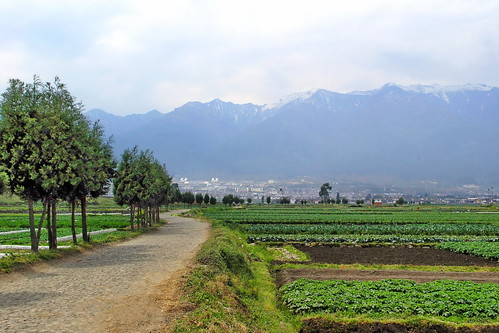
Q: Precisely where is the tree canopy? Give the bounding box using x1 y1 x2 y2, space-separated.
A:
113 146 171 229
0 76 115 251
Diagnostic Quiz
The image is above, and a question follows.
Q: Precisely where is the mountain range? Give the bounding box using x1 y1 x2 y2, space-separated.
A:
85 83 499 186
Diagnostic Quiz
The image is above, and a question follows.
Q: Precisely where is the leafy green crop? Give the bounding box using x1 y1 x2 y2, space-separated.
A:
0 214 130 245
247 234 498 244
437 242 499 261
0 214 129 229
240 223 499 236
281 279 499 319
204 207 498 225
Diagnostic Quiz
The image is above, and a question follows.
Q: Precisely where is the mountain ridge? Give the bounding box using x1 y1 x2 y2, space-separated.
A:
85 83 499 186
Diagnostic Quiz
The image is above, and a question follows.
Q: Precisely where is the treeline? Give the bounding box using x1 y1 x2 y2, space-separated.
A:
0 76 174 252
113 146 178 229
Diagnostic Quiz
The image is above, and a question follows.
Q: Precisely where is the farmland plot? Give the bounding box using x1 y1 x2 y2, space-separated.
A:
203 205 499 329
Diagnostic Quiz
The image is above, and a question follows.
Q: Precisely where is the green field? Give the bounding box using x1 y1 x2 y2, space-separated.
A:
184 204 499 331
281 278 499 320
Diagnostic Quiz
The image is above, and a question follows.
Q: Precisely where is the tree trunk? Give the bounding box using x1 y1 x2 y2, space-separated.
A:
81 196 89 241
156 206 160 224
71 199 78 245
28 198 39 252
137 204 142 229
36 200 48 244
148 206 153 226
46 198 53 249
129 203 135 230
50 199 57 250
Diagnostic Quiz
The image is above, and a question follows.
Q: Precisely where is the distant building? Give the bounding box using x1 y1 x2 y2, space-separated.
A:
373 199 383 205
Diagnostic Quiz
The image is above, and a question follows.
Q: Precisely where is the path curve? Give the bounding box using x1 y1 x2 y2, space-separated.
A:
0 211 210 333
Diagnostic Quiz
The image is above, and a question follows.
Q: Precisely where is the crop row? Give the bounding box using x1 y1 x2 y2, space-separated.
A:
206 211 498 225
238 223 499 236
436 242 499 261
247 234 499 244
0 214 130 230
280 279 499 319
1 228 85 245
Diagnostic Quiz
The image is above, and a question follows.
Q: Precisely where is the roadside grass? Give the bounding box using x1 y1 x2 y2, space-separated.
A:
172 220 300 332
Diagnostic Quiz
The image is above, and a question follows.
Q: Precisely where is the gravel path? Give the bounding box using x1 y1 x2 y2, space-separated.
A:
0 211 209 333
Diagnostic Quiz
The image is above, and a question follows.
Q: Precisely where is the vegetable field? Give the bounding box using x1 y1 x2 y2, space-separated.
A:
281 278 499 319
0 214 130 246
202 204 499 328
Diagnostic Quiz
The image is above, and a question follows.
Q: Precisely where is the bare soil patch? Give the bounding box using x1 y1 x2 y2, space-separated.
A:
277 245 499 286
300 318 499 333
294 244 499 267
277 268 499 287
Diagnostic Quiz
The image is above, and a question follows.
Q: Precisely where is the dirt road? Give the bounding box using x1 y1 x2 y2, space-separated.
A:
0 211 209 333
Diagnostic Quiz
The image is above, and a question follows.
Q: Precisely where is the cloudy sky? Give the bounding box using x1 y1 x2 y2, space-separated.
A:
1 0 498 115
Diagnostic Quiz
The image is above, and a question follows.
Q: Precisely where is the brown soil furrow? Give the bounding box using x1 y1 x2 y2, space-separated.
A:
277 268 499 287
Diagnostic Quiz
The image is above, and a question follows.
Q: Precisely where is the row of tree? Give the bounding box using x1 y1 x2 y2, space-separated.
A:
113 146 173 229
0 77 174 252
0 77 115 252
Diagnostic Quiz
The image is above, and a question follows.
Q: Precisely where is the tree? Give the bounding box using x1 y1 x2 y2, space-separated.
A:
114 147 170 229
113 147 142 229
246 197 252 204
182 191 195 206
319 183 332 203
0 172 6 195
396 197 407 205
341 197 349 204
336 192 341 204
227 194 234 206
209 196 217 205
280 197 290 204
63 120 115 243
266 196 271 205
195 193 203 205
167 183 181 207
203 193 210 205
0 76 104 251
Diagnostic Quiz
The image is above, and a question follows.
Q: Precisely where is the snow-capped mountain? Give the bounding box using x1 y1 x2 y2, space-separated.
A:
85 83 499 185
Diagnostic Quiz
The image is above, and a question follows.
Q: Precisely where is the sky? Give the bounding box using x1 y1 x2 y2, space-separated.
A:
1 0 498 116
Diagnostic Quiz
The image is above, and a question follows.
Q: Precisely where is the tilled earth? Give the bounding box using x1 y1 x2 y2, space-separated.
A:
0 211 209 333
293 244 499 267
278 245 499 332
277 245 499 286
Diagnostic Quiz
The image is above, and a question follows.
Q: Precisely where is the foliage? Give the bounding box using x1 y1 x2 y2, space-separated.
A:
239 223 499 236
319 183 332 203
0 214 129 230
247 234 498 244
437 242 499 261
0 76 115 251
113 146 171 228
281 279 499 320
195 193 203 205
204 207 499 225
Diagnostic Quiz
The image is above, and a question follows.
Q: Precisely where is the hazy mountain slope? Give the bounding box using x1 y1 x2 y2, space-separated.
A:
85 83 499 184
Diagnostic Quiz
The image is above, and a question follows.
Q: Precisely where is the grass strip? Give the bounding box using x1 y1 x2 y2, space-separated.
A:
273 262 499 273
172 220 300 332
